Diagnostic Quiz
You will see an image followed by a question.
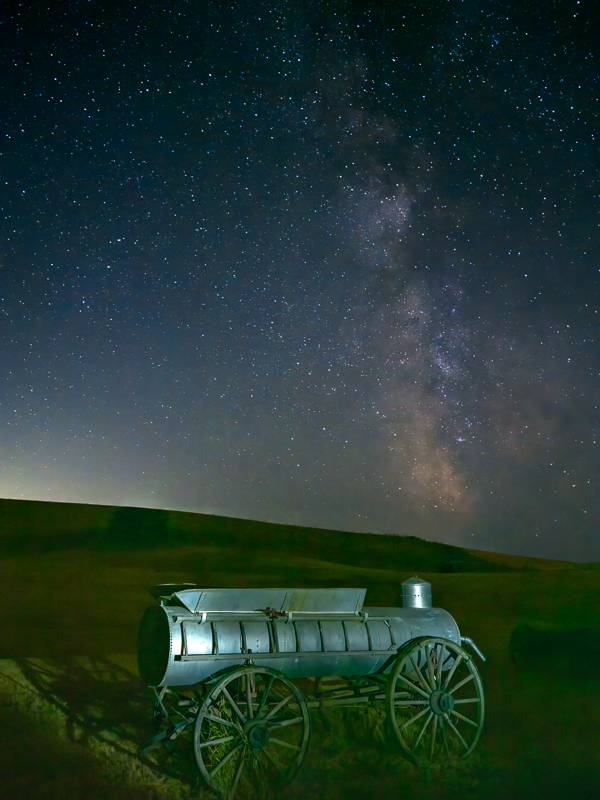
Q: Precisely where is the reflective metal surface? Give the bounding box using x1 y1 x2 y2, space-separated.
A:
401 577 432 609
173 587 366 615
321 621 345 652
137 583 462 688
295 620 321 652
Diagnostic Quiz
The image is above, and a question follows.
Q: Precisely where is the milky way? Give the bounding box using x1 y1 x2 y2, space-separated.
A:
0 1 598 560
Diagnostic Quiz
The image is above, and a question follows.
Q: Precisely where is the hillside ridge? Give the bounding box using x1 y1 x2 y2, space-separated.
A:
0 497 592 572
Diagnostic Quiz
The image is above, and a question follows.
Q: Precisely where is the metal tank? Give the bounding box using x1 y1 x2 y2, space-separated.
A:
137 578 461 688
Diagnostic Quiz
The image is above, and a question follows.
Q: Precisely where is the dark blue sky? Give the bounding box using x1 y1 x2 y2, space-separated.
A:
1 0 598 560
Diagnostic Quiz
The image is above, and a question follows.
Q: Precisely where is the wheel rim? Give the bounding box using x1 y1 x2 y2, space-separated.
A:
193 666 310 799
386 636 484 766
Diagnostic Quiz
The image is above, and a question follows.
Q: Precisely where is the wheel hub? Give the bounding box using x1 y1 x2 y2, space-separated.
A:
244 720 270 750
429 689 455 716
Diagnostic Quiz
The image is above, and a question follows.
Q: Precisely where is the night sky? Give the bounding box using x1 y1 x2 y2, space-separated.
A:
1 1 598 561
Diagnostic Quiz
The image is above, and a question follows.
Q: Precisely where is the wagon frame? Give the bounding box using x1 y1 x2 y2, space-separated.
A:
138 580 485 799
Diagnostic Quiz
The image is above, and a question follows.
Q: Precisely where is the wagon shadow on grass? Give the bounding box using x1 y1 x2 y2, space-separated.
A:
11 657 409 798
13 655 210 795
10 661 388 783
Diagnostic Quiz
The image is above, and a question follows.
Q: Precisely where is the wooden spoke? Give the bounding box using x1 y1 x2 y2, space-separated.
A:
268 716 304 729
393 700 430 706
394 673 430 700
209 743 243 780
442 654 463 691
430 714 438 761
268 737 302 752
450 709 479 728
410 654 433 694
230 749 246 797
203 713 239 731
425 645 436 689
221 686 246 724
441 653 454 667
255 675 275 719
261 746 282 775
448 673 474 694
264 693 292 721
414 711 434 749
453 697 481 704
398 705 430 732
436 643 446 687
444 714 470 752
441 722 451 758
246 678 254 721
196 734 236 748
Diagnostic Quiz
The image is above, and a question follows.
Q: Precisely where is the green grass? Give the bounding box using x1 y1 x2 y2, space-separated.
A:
2 497 591 571
0 498 599 799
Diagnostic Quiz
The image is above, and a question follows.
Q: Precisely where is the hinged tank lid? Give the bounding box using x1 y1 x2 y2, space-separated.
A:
148 583 197 600
173 587 366 615
402 577 432 609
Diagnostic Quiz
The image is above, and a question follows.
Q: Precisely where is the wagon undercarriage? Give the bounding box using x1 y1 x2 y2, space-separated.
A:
137 581 485 799
140 638 484 799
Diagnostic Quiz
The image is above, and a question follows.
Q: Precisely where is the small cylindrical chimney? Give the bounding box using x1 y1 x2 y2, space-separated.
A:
402 577 432 609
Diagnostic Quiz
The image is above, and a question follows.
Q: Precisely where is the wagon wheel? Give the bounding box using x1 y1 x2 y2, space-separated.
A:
193 665 310 800
386 636 484 766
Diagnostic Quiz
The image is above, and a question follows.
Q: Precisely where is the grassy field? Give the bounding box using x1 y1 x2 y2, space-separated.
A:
0 498 598 799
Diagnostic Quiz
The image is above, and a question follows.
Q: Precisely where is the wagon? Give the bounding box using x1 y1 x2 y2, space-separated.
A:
137 578 486 799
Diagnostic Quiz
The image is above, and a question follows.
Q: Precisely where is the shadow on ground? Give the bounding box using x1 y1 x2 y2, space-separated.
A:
0 655 204 800
0 659 156 800
1 646 599 800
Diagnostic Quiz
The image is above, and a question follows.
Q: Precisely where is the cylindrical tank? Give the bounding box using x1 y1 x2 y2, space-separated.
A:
137 584 461 688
